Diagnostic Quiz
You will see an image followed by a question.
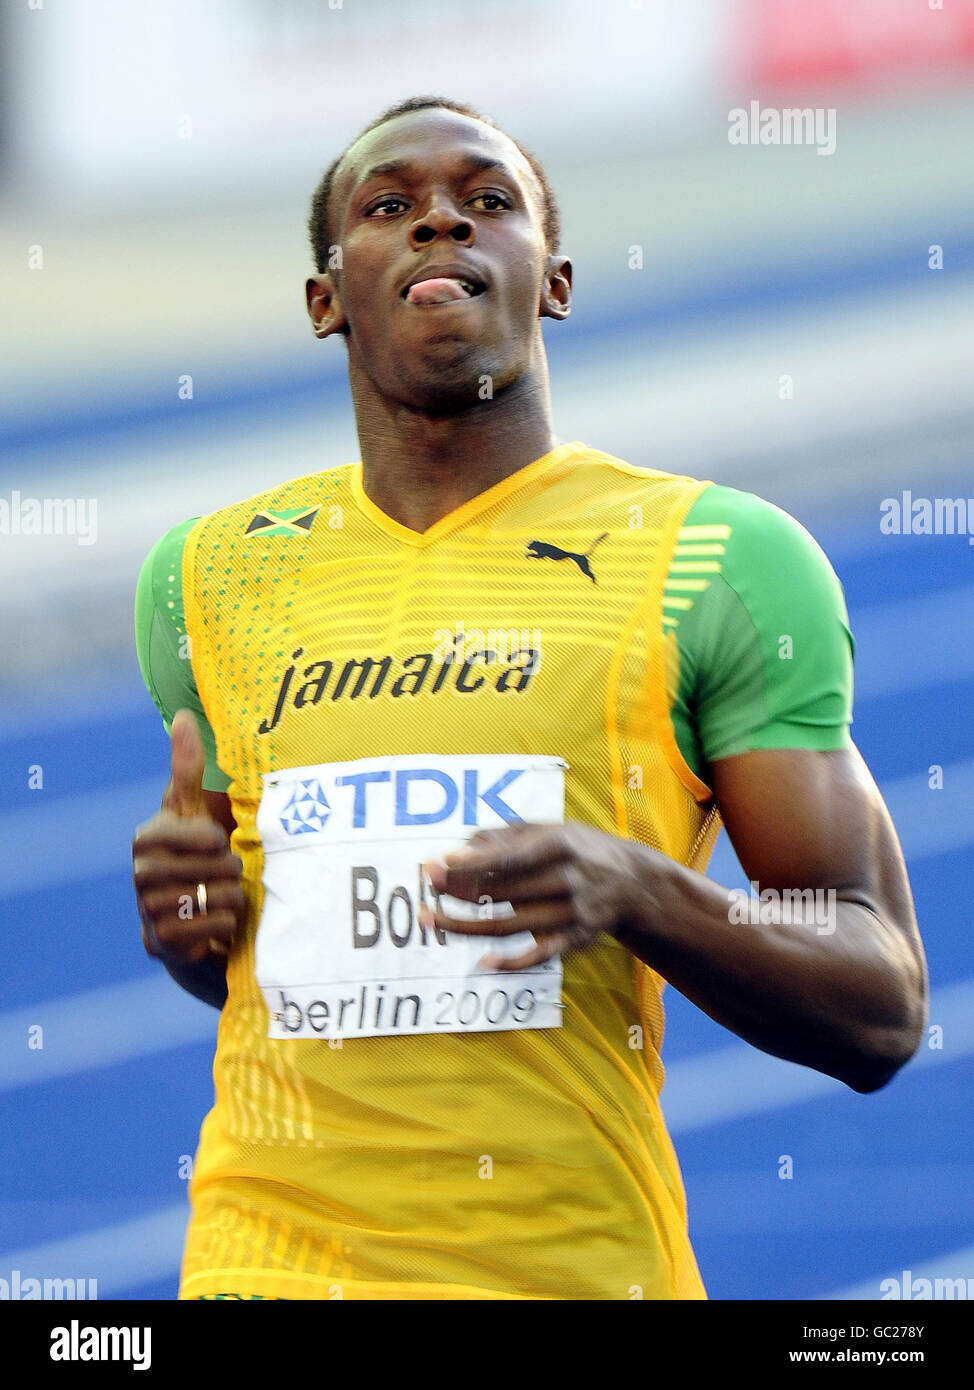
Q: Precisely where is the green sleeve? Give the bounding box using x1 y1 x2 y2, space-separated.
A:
666 484 854 785
134 517 232 793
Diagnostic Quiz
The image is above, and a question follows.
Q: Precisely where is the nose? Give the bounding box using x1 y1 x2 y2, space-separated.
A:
409 197 475 248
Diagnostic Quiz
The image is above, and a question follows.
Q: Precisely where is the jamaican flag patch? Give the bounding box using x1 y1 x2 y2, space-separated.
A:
245 507 319 537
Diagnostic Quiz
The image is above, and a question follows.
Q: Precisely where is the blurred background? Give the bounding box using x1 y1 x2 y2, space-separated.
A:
1 0 972 1300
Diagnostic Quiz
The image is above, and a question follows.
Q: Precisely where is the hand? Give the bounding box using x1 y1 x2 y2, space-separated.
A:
132 709 245 965
419 821 642 970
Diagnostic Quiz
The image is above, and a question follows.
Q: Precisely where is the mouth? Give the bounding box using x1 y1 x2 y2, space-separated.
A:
401 273 488 307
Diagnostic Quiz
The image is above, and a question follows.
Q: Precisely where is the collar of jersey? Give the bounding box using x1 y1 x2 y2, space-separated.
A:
349 441 585 547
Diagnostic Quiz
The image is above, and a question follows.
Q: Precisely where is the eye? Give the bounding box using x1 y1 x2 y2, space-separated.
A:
366 196 409 217
468 191 512 212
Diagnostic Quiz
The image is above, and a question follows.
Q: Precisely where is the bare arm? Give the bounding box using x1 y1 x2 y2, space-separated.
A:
421 745 928 1093
613 745 928 1091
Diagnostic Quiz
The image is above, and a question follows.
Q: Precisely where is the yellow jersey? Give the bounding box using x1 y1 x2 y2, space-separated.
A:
158 441 722 1299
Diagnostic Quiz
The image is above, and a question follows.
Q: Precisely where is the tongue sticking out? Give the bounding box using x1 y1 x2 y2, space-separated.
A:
406 277 473 306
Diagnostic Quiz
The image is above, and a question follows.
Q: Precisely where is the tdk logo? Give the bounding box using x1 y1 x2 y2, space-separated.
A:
280 779 331 835
280 766 525 835
262 755 566 850
336 767 524 827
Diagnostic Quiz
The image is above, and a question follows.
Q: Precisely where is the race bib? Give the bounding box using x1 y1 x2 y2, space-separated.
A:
254 753 566 1040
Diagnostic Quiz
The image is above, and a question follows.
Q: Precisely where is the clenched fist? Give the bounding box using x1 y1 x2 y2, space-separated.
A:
133 709 245 967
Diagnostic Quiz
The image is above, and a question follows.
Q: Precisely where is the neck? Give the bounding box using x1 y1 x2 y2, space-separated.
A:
347 350 559 534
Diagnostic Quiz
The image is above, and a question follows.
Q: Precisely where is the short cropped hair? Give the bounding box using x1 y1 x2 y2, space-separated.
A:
307 95 561 272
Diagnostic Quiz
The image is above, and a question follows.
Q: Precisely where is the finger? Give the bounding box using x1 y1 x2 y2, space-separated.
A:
144 909 239 950
425 827 569 901
139 879 246 921
133 849 243 891
143 910 239 960
436 864 571 907
134 813 228 855
418 899 574 938
162 709 207 819
478 931 574 972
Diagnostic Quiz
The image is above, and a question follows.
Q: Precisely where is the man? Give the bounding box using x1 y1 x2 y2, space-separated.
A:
133 96 928 1301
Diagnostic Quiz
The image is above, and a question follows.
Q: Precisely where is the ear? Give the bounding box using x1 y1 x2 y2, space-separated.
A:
306 272 348 338
539 255 572 321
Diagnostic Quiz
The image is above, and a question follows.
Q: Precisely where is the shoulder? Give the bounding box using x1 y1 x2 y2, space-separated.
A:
685 482 834 553
683 484 849 613
562 444 713 516
186 464 356 539
570 443 705 490
136 515 200 607
671 487 854 769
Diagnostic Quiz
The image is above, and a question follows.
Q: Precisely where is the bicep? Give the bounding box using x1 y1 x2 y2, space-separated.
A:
711 746 922 970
